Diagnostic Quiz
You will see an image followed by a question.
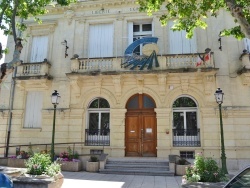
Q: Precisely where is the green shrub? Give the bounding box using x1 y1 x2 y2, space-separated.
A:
90 156 98 162
25 153 61 177
184 153 226 183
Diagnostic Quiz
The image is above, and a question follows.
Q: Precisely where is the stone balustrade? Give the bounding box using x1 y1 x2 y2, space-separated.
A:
70 53 214 72
16 61 51 77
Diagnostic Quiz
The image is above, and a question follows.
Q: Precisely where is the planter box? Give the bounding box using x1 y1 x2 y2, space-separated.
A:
176 164 190 176
86 161 99 172
7 158 26 168
12 172 64 188
58 161 82 172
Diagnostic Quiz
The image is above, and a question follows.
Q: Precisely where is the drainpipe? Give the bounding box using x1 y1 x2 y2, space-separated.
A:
5 18 23 157
5 67 16 157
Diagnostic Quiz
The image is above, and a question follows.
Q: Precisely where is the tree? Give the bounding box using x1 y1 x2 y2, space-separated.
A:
137 0 250 39
0 0 75 80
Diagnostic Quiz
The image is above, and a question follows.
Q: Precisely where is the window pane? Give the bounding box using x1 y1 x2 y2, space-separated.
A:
101 113 110 135
89 113 99 135
173 112 184 135
143 95 155 108
89 99 99 108
186 112 197 135
133 25 140 32
127 95 139 109
99 98 110 108
173 97 197 108
142 24 152 31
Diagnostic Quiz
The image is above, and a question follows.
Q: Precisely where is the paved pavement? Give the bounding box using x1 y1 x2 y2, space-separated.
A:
61 171 183 188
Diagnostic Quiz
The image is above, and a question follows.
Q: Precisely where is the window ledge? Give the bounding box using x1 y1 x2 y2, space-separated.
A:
21 128 42 132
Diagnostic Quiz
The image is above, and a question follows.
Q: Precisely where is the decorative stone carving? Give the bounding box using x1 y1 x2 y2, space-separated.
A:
112 75 122 98
157 74 167 96
135 75 144 94
64 10 75 25
203 74 215 95
180 76 189 92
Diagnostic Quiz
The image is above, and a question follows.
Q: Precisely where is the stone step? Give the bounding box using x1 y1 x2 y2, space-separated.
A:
99 158 174 176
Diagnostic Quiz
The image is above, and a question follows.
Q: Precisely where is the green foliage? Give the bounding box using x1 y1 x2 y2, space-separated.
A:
0 0 76 42
137 0 250 39
90 156 98 162
25 153 61 177
184 153 227 183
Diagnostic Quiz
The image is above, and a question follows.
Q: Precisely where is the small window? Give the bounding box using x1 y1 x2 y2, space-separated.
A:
127 95 139 109
133 25 140 32
142 24 152 31
180 151 195 159
90 149 103 155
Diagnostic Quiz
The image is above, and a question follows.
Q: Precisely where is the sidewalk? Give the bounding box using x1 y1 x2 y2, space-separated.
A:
62 171 183 188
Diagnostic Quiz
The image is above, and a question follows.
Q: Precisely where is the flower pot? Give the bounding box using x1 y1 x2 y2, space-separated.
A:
86 161 99 172
176 164 190 176
58 161 82 172
12 172 64 188
7 158 26 168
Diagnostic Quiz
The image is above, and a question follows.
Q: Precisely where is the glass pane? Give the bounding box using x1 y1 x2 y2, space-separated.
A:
101 113 110 135
142 24 152 31
173 112 184 135
89 113 99 135
143 95 155 108
133 25 140 32
186 112 197 136
89 99 98 108
99 98 110 108
127 95 139 109
173 97 197 108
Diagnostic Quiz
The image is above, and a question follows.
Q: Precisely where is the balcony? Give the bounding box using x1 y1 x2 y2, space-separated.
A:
70 53 215 73
173 129 201 147
15 61 52 90
85 129 110 146
16 61 51 78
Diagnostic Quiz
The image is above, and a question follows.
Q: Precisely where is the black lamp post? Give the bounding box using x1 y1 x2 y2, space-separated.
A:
51 90 60 162
214 88 228 174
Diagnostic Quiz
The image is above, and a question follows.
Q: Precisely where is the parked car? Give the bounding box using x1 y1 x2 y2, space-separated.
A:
224 165 250 188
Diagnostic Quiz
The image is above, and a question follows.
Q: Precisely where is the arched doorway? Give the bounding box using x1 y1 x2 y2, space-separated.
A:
125 94 157 157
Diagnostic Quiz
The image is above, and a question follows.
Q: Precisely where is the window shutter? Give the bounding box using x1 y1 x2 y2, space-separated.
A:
24 92 43 128
244 38 250 52
30 36 48 62
169 21 197 54
128 22 133 46
88 24 114 58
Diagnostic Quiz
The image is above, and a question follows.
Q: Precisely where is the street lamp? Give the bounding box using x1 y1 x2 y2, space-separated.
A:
51 90 60 162
214 88 228 174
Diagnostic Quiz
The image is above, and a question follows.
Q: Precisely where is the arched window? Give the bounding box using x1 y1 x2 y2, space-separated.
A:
86 98 110 146
172 96 200 147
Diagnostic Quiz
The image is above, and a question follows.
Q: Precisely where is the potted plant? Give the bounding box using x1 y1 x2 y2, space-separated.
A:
175 157 190 176
56 147 82 172
12 153 64 187
86 156 99 172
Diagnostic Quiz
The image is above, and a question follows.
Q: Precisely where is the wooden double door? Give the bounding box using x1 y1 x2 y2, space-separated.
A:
125 93 157 157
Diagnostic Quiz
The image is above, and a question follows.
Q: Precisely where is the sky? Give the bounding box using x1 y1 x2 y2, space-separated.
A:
0 30 7 65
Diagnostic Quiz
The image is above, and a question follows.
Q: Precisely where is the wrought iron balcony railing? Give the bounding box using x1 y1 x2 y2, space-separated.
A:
85 129 110 146
173 129 201 147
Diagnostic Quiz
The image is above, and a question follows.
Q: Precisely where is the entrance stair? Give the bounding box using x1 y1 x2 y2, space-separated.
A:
99 157 174 176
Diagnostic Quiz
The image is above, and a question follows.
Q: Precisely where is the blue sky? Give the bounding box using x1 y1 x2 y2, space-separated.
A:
0 30 7 65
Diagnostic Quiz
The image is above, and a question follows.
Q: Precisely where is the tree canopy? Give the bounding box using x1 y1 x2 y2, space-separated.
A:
137 0 250 39
0 0 75 44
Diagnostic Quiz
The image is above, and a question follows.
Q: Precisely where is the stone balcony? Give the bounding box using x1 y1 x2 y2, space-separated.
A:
15 61 52 90
70 53 215 73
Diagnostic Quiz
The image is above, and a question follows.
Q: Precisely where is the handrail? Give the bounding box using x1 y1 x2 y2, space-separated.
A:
0 142 85 157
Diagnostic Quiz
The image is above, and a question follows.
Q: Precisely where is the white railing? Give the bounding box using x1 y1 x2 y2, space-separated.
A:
165 53 214 69
16 62 51 77
70 53 215 72
71 58 122 72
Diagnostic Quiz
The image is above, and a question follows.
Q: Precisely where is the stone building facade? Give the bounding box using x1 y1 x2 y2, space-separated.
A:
1 0 250 170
